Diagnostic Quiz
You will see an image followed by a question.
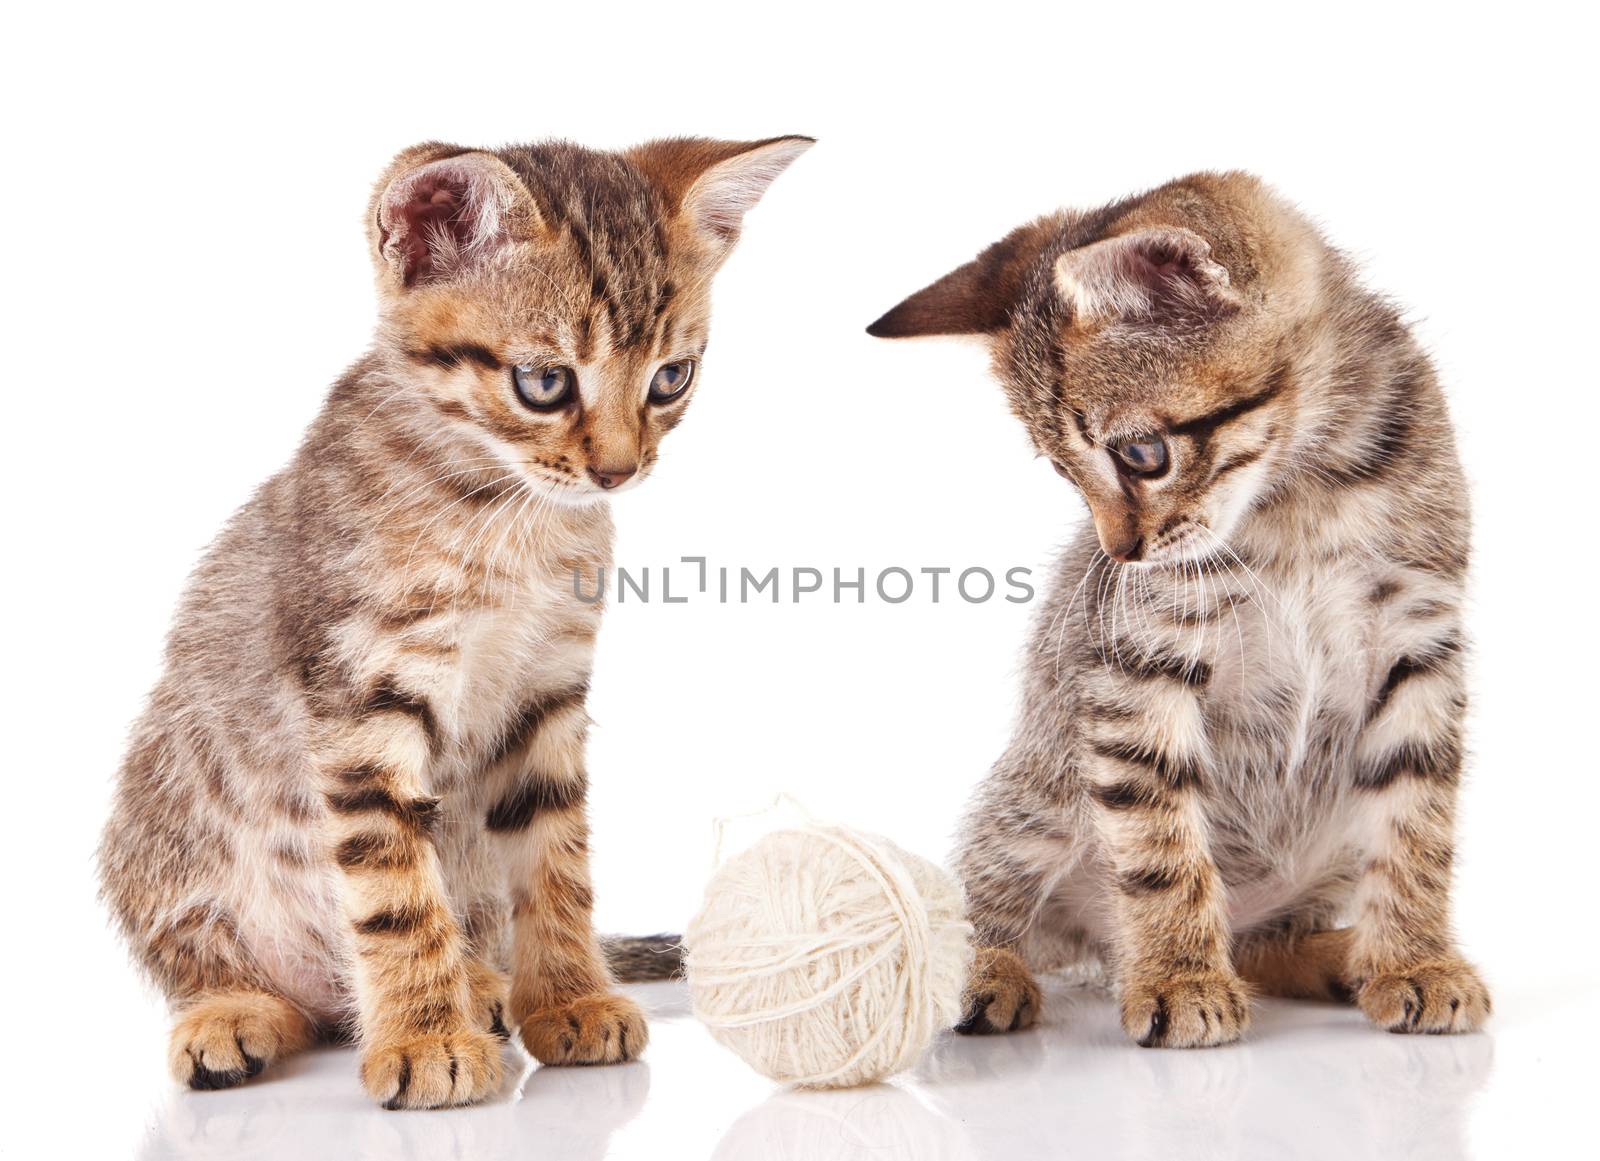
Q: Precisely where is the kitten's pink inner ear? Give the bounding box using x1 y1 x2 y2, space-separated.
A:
390 181 468 285
377 155 517 288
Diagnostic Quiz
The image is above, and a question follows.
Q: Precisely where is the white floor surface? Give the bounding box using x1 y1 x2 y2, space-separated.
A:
116 974 1587 1160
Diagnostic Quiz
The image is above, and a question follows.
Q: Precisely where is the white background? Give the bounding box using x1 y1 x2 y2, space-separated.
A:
4 2 1595 1157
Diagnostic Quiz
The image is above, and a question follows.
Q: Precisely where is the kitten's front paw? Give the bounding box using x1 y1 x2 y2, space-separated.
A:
1122 971 1251 1048
1357 959 1491 1034
519 993 648 1065
360 1028 504 1110
956 946 1042 1034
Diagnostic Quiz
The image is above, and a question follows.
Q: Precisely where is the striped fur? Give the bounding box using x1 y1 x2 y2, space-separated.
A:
98 134 810 1107
871 172 1489 1046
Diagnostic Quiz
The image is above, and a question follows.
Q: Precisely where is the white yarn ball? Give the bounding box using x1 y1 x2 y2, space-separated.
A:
683 826 973 1089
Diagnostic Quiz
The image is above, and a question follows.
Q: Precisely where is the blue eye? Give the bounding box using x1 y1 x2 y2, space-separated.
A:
648 360 695 403
512 364 574 410
1114 435 1168 476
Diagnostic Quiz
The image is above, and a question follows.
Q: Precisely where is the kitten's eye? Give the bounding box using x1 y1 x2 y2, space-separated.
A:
512 364 574 410
648 360 695 403
1050 460 1074 480
1114 435 1168 476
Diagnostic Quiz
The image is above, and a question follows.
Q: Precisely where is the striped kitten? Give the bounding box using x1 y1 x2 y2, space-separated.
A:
869 172 1489 1047
99 134 811 1107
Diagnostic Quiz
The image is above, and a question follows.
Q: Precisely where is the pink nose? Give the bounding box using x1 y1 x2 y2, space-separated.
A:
586 465 637 490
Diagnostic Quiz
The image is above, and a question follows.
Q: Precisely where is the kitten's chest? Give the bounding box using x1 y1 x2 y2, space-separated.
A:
1193 560 1409 920
1203 561 1381 779
446 536 609 759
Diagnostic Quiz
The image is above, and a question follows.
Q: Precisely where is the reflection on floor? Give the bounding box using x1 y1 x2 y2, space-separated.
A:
136 977 1495 1161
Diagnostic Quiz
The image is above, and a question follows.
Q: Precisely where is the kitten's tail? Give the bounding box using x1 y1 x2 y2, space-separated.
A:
602 933 684 982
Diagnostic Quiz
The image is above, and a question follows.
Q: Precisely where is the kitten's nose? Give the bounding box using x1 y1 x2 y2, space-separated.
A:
1092 509 1145 563
586 464 637 490
1107 535 1144 563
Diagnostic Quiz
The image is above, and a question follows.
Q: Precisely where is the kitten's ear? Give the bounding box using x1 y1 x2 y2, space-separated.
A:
866 220 1056 339
369 145 538 288
629 135 814 257
1053 227 1240 324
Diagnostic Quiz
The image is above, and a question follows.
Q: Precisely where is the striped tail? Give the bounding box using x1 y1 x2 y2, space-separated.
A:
602 933 684 982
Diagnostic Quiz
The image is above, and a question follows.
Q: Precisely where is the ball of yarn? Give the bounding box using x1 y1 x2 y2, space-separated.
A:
683 825 973 1089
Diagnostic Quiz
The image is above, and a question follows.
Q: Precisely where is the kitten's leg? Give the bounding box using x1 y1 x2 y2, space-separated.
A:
1084 676 1249 1048
320 710 503 1108
951 779 1058 1034
1349 669 1489 1032
1235 929 1355 1001
169 990 316 1090
487 693 646 1066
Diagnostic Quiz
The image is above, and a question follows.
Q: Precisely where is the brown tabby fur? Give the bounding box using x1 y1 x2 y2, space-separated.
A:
870 172 1489 1047
99 134 810 1106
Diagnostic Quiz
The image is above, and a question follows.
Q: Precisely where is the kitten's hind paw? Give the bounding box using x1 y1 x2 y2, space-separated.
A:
519 993 648 1066
956 946 1042 1034
1357 959 1491 1034
488 1000 511 1042
168 991 314 1090
466 958 512 1042
1121 971 1251 1048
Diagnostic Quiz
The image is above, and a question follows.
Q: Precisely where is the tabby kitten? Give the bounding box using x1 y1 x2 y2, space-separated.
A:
98 134 811 1106
869 172 1489 1047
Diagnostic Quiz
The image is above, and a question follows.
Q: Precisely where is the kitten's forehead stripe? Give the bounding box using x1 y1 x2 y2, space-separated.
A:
410 343 502 372
496 142 676 358
1167 366 1290 443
